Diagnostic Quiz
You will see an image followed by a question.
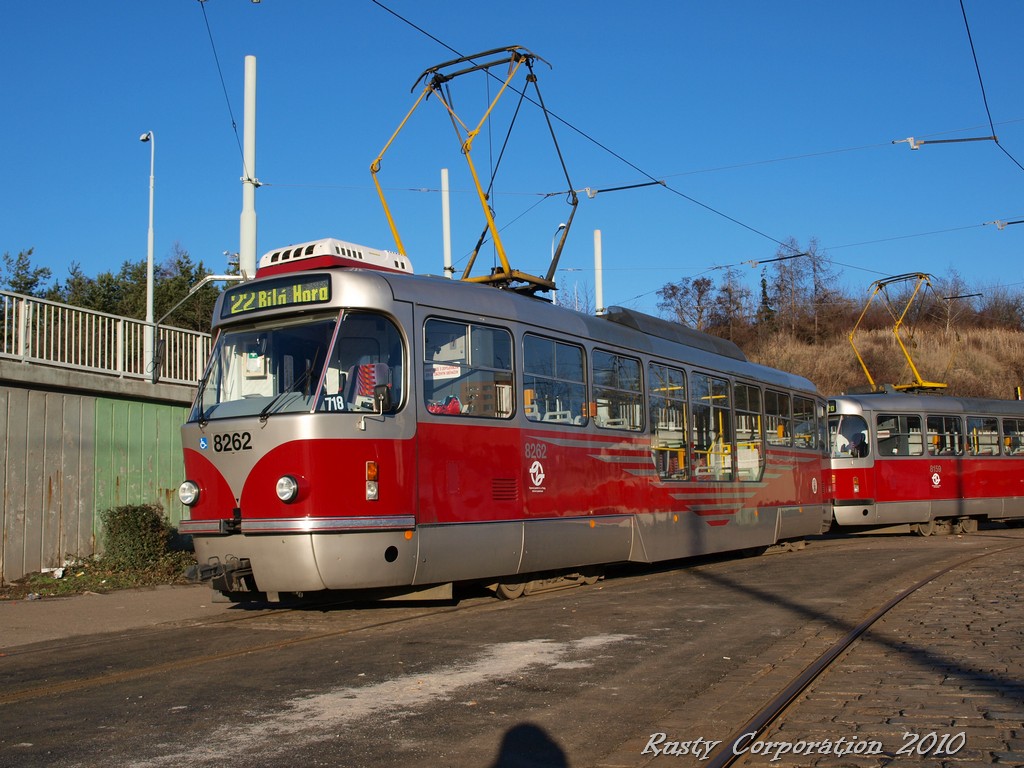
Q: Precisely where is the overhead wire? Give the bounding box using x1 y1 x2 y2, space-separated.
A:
196 1 1019 303
196 0 249 180
368 0 800 256
959 0 1024 172
369 0 1024 280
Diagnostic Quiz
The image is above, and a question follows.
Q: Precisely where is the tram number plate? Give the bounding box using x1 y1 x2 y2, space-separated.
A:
213 432 252 453
524 442 547 459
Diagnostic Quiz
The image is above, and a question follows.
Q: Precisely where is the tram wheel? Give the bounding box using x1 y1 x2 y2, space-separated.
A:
495 581 526 600
955 518 978 534
914 518 936 537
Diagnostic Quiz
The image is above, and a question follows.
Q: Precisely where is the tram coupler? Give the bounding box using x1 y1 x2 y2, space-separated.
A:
210 557 255 594
187 556 255 594
185 560 222 583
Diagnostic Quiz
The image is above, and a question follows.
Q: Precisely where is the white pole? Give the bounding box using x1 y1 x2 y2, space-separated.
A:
140 130 155 381
594 229 605 316
239 55 258 278
441 168 452 278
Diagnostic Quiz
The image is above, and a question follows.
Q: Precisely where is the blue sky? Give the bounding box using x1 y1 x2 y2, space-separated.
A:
2 1 1022 317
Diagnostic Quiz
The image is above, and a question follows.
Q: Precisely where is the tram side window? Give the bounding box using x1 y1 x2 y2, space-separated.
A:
966 416 999 456
691 372 733 480
926 415 963 456
792 396 817 450
321 313 404 413
523 335 587 426
765 390 792 446
1002 418 1024 456
592 351 643 431
649 363 688 480
876 413 924 456
423 319 513 418
734 382 764 481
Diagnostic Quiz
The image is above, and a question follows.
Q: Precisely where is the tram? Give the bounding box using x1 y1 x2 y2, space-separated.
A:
177 237 831 602
829 390 1024 534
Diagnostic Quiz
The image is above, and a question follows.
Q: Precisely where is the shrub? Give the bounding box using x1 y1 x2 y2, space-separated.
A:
100 503 173 571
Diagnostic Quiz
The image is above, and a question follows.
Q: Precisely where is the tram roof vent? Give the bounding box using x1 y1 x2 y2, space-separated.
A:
603 306 748 361
256 237 414 277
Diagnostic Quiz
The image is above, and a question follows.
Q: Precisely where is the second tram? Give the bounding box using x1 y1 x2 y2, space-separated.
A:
829 391 1024 533
178 238 831 602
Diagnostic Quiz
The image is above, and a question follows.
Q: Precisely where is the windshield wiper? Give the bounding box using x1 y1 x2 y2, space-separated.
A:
259 351 319 423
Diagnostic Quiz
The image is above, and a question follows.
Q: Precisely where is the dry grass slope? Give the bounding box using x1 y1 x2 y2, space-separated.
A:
747 328 1024 400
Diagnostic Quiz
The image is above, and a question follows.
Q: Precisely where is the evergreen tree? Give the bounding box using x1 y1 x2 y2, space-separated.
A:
1 248 52 296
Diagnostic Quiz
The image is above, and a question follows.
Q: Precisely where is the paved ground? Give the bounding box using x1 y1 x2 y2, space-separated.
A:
0 584 232 650
601 533 1024 767
2 532 1022 767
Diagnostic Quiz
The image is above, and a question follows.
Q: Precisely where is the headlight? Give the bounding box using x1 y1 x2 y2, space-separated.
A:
178 480 200 506
276 475 300 503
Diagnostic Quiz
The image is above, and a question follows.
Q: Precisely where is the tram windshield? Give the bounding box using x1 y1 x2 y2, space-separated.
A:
191 311 403 422
828 414 869 459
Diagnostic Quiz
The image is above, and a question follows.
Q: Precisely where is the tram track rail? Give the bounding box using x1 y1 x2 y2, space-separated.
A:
697 540 1024 768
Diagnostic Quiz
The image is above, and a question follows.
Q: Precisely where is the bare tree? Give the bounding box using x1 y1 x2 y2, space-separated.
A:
656 275 715 329
555 279 595 315
977 285 1024 330
804 237 843 340
929 270 974 334
764 237 806 335
707 266 753 342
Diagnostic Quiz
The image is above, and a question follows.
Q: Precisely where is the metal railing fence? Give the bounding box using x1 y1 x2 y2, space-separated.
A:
0 290 211 385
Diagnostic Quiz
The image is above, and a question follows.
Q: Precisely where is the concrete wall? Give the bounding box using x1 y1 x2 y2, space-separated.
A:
1 360 195 584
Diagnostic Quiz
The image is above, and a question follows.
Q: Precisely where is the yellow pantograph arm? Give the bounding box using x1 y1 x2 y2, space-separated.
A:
370 86 433 256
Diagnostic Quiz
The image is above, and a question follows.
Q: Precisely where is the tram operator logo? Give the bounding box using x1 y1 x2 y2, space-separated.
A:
529 460 546 492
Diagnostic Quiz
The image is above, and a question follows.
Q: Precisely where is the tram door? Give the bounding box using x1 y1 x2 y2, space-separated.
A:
417 318 519 524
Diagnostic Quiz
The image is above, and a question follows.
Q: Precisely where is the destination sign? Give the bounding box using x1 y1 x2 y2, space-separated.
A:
221 274 332 318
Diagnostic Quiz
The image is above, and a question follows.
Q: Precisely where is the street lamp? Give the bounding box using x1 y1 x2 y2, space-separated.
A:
139 131 155 382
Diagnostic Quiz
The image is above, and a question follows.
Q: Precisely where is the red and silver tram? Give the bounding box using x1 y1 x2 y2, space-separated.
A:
178 237 830 602
829 391 1024 534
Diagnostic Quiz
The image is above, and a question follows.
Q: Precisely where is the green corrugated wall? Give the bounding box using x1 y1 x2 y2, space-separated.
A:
1 385 189 583
92 398 189 523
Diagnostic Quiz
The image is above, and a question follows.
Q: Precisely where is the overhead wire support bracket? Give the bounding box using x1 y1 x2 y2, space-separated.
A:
892 135 997 150
371 46 576 294
986 218 1024 230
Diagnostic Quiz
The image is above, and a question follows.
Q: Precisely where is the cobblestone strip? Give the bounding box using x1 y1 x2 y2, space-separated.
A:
595 616 849 767
738 548 1024 767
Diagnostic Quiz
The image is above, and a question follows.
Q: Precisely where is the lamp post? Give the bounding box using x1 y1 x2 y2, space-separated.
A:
139 131 155 381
